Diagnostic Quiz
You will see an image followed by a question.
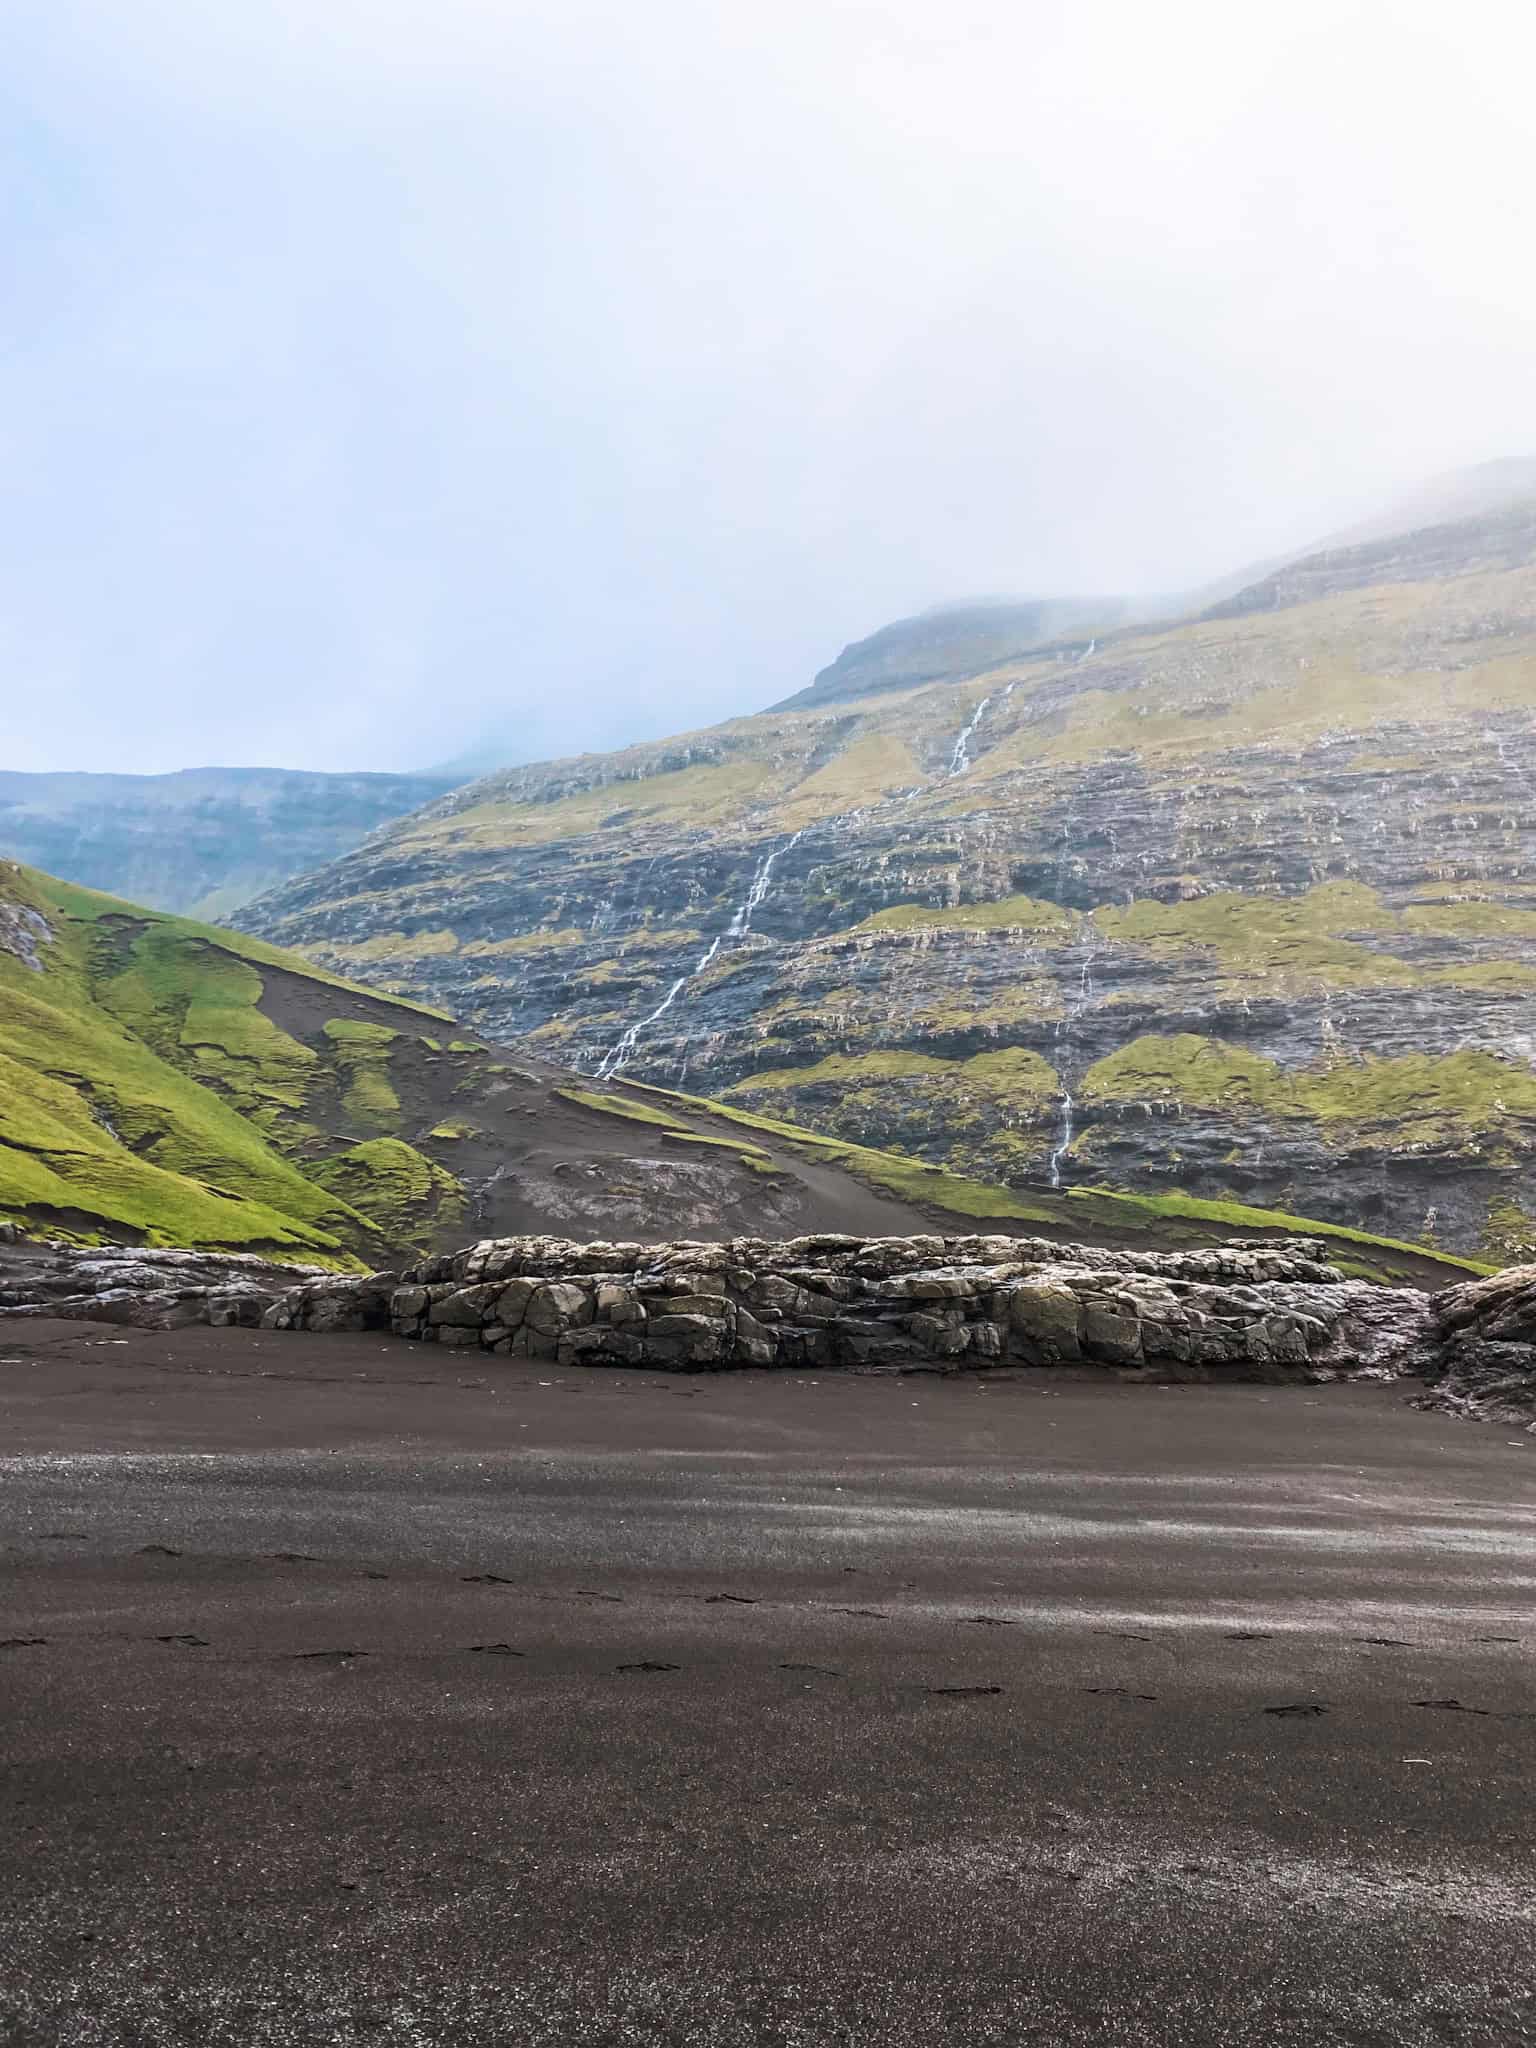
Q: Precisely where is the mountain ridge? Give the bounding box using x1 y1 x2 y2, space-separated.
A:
0 764 460 919
237 480 1536 1261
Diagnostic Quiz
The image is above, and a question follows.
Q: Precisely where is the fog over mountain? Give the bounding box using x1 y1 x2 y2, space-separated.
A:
4 1 1535 775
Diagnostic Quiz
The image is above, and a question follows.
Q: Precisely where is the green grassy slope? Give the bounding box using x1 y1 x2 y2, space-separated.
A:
0 866 415 1261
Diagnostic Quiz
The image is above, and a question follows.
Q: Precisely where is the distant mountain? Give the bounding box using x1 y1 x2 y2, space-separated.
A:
0 766 460 919
238 465 1536 1261
4 859 1443 1272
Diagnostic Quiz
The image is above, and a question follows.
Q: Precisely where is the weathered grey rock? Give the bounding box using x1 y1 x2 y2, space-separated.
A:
1406 1264 1536 1430
1007 1280 1083 1360
429 1282 504 1327
1081 1305 1143 1364
524 1281 594 1336
10 1231 1519 1419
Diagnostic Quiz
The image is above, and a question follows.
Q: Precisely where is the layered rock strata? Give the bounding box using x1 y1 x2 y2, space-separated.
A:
272 1232 1431 1380
0 1243 329 1330
8 1233 1530 1428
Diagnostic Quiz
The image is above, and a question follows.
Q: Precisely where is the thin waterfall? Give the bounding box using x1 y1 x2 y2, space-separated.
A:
595 831 804 1080
1048 948 1096 1188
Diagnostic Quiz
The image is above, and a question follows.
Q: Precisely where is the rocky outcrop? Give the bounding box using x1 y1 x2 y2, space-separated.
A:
13 1229 1532 1427
353 1231 1434 1378
0 1243 329 1329
1407 1264 1536 1430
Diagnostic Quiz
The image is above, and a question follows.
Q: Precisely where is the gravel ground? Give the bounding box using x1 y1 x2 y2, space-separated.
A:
2 1319 1533 2046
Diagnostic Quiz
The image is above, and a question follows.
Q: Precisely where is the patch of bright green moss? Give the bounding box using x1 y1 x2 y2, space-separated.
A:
1081 1033 1536 1144
311 1138 465 1247
0 934 368 1261
322 1018 402 1129
554 1087 691 1133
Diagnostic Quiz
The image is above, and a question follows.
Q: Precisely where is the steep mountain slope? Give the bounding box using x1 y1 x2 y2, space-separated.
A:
0 765 458 918
241 490 1536 1261
0 861 1474 1283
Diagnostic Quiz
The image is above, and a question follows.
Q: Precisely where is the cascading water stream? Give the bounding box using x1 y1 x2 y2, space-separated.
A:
595 831 804 1080
1047 948 1096 1188
949 695 992 776
948 680 1016 778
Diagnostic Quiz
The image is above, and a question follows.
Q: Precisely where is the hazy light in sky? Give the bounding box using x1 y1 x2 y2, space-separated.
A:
2 0 1533 774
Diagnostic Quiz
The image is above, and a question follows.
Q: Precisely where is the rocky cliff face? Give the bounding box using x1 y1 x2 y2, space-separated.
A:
240 494 1536 1260
0 765 457 918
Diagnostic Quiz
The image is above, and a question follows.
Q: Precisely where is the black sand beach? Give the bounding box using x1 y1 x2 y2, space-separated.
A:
2 1320 1532 2045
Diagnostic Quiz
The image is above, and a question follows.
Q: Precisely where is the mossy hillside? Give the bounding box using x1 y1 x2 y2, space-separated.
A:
0 1041 359 1257
1081 1034 1536 1149
322 1019 404 1130
404 758 787 852
310 1139 466 1247
228 539 1536 1257
722 1046 1062 1187
0 864 478 1257
629 1082 1482 1283
780 733 923 814
37 870 452 1021
967 572 1536 773
0 896 371 1257
1090 882 1536 994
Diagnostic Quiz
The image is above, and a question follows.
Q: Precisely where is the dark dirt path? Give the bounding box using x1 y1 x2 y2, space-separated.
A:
2 1320 1533 2045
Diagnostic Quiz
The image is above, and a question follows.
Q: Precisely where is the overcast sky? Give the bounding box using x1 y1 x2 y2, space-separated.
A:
3 0 1534 775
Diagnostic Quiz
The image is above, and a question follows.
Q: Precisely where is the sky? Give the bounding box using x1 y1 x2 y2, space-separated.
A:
3 0 1535 776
